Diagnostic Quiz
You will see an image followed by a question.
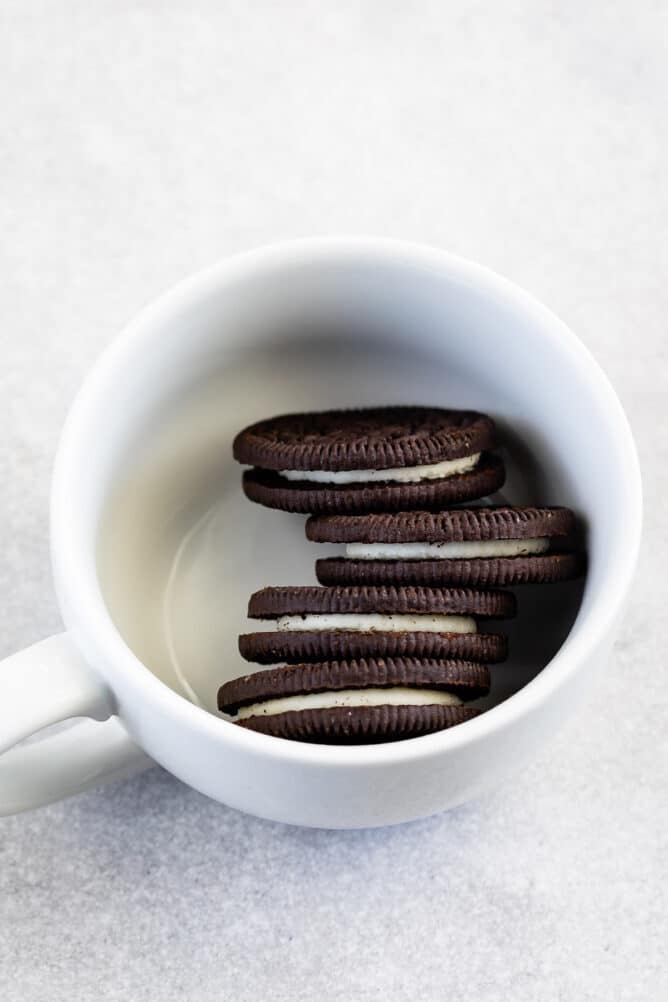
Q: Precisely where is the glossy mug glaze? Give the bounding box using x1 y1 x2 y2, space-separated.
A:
0 238 641 828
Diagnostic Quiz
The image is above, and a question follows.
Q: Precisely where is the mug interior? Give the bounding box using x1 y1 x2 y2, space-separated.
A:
76 242 629 722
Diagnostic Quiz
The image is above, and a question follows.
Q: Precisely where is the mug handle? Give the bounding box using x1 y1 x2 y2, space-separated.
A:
0 634 152 815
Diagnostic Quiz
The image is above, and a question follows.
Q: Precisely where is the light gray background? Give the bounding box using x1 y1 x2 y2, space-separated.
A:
0 2 665 999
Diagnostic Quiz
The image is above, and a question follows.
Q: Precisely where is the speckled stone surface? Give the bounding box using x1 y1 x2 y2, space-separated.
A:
0 2 665 999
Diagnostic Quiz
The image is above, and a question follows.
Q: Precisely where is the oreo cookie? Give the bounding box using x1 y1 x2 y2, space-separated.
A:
239 585 513 665
234 407 504 513
308 506 585 587
218 658 489 743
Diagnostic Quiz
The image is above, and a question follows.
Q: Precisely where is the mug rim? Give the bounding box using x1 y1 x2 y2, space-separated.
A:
50 236 643 768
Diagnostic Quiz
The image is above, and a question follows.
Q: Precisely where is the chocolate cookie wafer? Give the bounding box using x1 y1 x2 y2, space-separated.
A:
218 658 489 743
234 407 505 513
309 507 585 587
239 585 513 665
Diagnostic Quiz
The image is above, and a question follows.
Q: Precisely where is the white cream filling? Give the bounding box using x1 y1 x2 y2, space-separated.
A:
236 687 463 720
279 453 480 485
275 613 477 634
345 537 550 561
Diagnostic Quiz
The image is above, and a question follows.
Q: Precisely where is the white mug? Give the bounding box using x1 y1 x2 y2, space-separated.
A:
0 238 641 828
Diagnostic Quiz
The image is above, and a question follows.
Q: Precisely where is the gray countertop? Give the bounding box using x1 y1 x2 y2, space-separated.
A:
0 2 665 999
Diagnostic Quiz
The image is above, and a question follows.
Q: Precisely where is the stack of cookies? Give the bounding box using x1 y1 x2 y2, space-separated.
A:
218 407 584 744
